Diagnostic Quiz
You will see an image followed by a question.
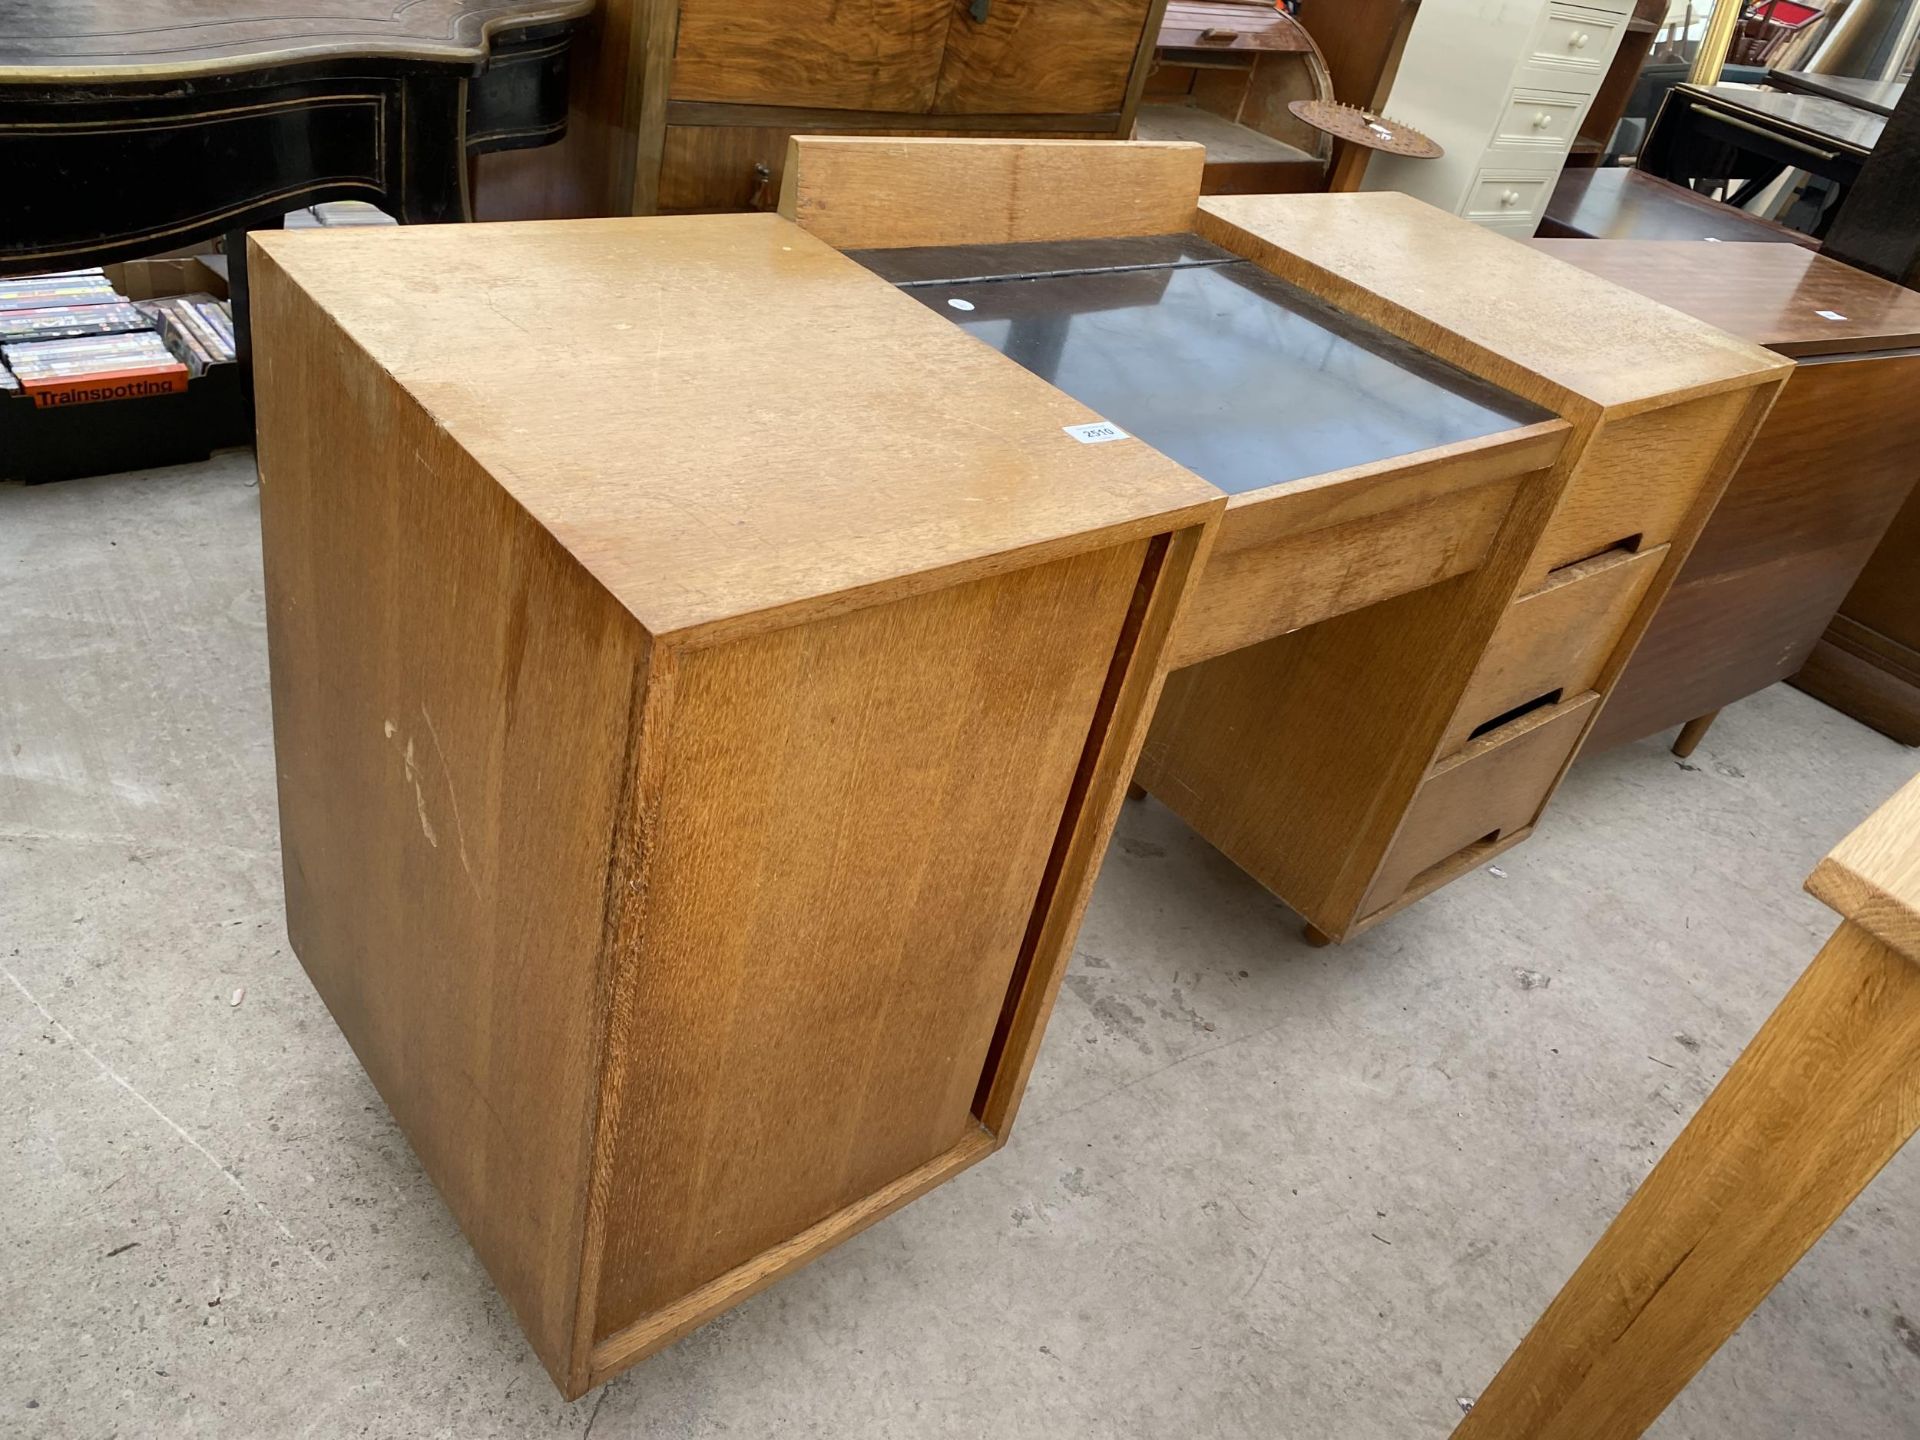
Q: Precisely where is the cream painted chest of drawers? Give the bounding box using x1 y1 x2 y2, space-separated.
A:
1360 0 1633 235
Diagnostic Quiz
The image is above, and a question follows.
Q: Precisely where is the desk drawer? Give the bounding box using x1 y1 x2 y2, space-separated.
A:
1528 388 1750 585
1527 4 1622 80
1168 475 1518 669
1464 169 1555 224
1440 543 1667 753
1493 88 1589 151
1360 691 1598 915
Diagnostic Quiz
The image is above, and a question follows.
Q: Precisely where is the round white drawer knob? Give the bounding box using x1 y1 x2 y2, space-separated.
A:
1533 111 1552 127
1500 189 1520 206
1572 30 1590 47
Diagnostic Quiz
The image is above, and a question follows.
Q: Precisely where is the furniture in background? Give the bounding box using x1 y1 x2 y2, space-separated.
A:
1540 162 1819 237
1768 65 1906 114
474 0 1172 219
1526 240 1920 757
1728 0 1827 66
1639 81 1883 232
1564 0 1672 164
1821 65 1920 286
1290 95 1444 188
0 1 589 355
1134 0 1335 194
1355 0 1639 234
1794 489 1920 745
1453 768 1920 1439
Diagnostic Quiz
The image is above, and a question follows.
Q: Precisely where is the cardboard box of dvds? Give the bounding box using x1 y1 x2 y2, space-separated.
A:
1 256 247 484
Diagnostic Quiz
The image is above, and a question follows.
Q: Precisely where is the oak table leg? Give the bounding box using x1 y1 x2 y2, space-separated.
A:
1454 919 1920 1440
1672 708 1720 758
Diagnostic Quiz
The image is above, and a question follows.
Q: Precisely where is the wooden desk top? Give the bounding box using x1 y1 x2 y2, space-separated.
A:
1542 167 1816 246
1768 68 1907 119
251 213 1221 644
1809 771 1920 963
0 1 590 81
1195 192 1791 416
1682 83 1886 155
1529 240 1920 358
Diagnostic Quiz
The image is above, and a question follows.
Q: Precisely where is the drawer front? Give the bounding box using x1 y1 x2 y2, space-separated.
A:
1493 88 1589 151
670 0 950 111
1464 169 1555 223
1527 4 1623 80
1528 387 1753 586
1441 544 1668 754
1168 477 1518 669
1361 691 1600 915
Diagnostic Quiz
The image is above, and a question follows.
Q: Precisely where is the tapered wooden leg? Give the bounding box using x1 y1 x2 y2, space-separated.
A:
1302 924 1333 948
1672 709 1721 758
1454 921 1920 1440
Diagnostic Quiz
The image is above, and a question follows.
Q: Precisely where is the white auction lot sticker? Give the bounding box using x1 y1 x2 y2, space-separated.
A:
1063 421 1129 444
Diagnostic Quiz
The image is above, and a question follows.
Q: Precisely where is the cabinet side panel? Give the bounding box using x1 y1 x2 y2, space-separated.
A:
1593 354 1920 751
594 539 1146 1333
252 255 642 1380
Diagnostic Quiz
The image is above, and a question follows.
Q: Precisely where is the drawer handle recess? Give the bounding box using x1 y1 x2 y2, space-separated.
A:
1469 688 1565 742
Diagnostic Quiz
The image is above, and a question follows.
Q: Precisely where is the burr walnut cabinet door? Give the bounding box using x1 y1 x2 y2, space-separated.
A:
934 0 1159 114
670 0 954 112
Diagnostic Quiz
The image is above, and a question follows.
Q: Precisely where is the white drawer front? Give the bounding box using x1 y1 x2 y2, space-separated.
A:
1493 87 1589 150
1528 4 1622 79
1464 169 1554 223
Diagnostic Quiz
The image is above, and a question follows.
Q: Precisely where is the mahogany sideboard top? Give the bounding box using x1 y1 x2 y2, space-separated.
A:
1531 238 1920 358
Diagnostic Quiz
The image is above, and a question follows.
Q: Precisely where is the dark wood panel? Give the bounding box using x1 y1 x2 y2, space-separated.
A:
1540 167 1817 244
935 0 1160 114
1592 353 1920 750
669 0 951 112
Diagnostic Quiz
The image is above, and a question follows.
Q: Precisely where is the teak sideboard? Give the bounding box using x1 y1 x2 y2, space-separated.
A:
254 139 1785 1395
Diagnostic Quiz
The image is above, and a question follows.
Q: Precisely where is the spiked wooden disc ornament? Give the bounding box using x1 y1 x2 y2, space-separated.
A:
1289 99 1444 158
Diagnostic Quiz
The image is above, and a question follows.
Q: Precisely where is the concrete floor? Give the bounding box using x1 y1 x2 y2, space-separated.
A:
4 455 1919 1440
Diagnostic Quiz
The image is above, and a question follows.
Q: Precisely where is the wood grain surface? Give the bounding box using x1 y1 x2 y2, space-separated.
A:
252 199 1221 1395
1808 771 1920 962
1538 167 1818 245
251 246 636 1384
1197 191 1791 414
590 540 1146 1330
934 0 1162 114
0 0 590 77
1454 918 1920 1440
1531 239 1920 359
1443 544 1664 754
1361 691 1597 913
253 212 1218 642
669 0 951 112
1592 353 1920 752
778 135 1205 249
